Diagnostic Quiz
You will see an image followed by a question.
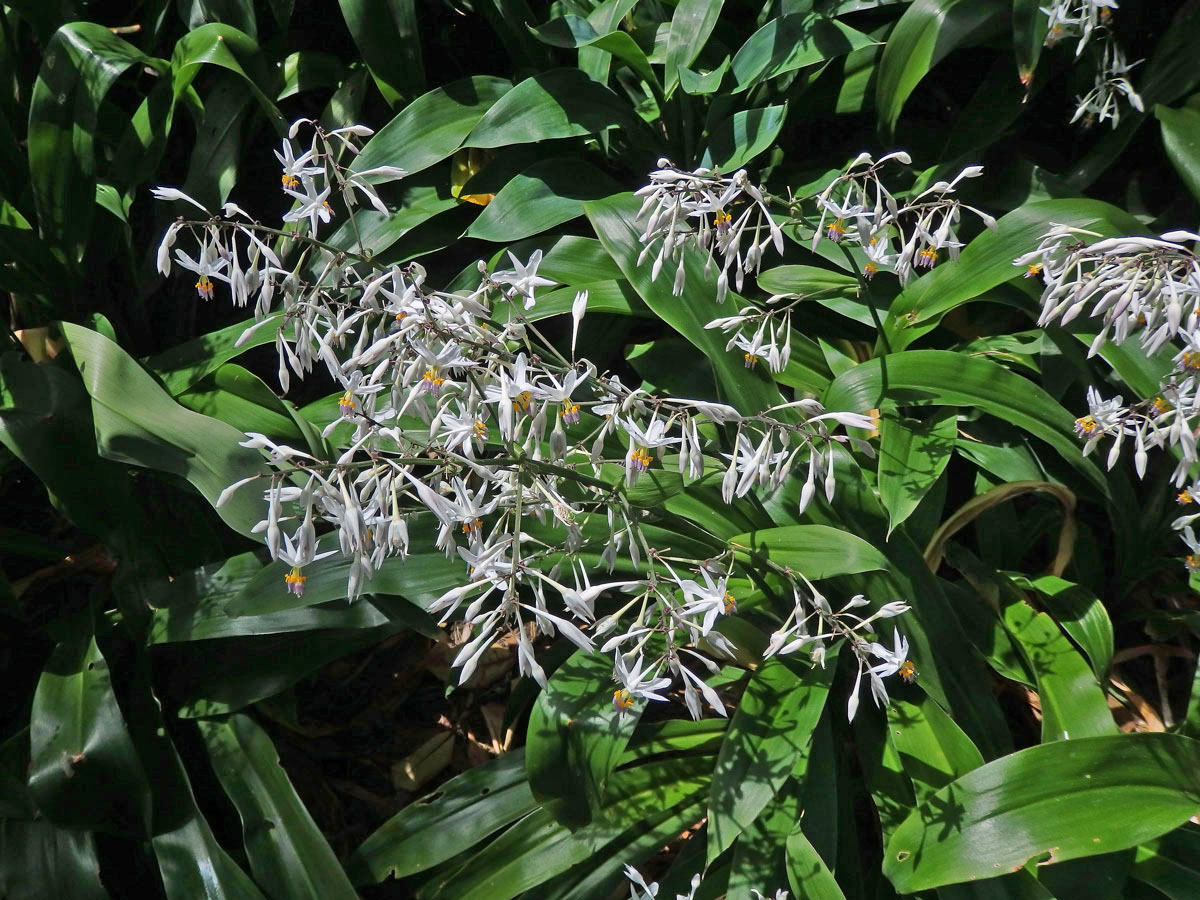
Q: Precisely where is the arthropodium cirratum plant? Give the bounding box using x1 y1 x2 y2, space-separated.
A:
156 124 956 727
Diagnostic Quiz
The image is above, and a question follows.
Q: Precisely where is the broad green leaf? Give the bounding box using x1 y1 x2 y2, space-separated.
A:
875 0 1007 134
664 0 725 98
1003 597 1116 743
527 649 643 829
887 690 984 803
277 50 344 100
700 104 787 170
785 826 845 900
727 780 802 900
464 69 646 149
347 750 538 884
146 312 285 396
420 756 713 900
169 25 285 134
586 193 796 412
1022 574 1114 681
465 158 622 242
883 733 1200 892
678 59 730 94
883 198 1144 350
28 24 163 265
1157 103 1200 205
757 264 880 325
0 821 109 900
731 13 875 91
878 407 957 534
62 323 271 537
177 363 306 445
823 350 1108 495
708 657 835 863
338 0 423 105
28 636 152 835
198 715 357 899
529 16 660 91
318 174 458 262
1131 824 1200 898
0 353 147 550
180 75 253 211
728 523 889 578
350 76 513 178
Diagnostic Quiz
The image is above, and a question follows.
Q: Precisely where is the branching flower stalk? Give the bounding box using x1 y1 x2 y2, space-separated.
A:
1019 225 1200 567
154 122 917 722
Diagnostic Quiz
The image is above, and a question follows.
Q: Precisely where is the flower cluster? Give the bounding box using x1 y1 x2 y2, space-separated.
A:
154 123 914 723
635 160 783 302
810 152 997 285
1041 1 1143 128
1022 226 1200 568
623 865 787 900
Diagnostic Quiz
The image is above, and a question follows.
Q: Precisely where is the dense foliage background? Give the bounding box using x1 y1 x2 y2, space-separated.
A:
3 1 1200 898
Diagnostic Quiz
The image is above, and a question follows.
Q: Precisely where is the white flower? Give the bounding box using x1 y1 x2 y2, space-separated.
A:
491 250 556 308
282 175 333 236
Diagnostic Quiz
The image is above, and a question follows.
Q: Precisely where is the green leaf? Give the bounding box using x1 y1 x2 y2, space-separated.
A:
878 407 957 534
1131 824 1200 898
465 158 622 242
887 690 984 803
708 657 835 864
169 25 285 134
146 313 285 396
527 649 642 829
700 104 788 170
28 24 163 265
529 16 660 91
177 363 306 446
876 0 1007 135
464 69 647 149
883 198 1143 350
728 524 890 578
0 820 109 900
28 636 152 835
1022 575 1114 681
823 350 1108 495
730 13 875 91
586 193 798 411
350 76 513 178
62 323 271 538
338 0 423 105
198 715 357 899
1157 103 1200 205
883 733 1200 892
664 0 725 98
347 750 538 884
785 826 846 900
1002 596 1116 743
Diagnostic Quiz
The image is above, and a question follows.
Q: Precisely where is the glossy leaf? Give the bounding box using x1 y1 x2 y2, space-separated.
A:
529 16 659 90
731 12 875 91
876 0 1007 134
1023 575 1114 681
197 714 358 899
338 0 423 105
785 825 846 900
728 523 889 578
883 198 1143 349
464 69 646 149
350 76 513 178
347 751 538 884
664 0 725 98
146 312 285 396
708 657 835 863
28 24 163 265
526 649 642 829
878 407 957 534
700 104 788 170
824 350 1108 494
883 733 1200 892
28 636 152 835
0 821 109 900
1131 824 1200 898
887 690 984 803
1157 103 1200 205
465 158 622 241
